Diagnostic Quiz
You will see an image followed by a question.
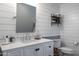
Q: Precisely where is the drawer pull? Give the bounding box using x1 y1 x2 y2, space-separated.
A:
49 46 51 48
35 48 40 51
49 55 51 56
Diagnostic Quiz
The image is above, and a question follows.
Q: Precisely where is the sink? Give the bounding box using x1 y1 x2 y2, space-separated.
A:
22 39 41 44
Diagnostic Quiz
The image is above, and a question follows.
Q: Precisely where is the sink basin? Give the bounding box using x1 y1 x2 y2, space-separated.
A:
22 39 40 43
0 42 12 46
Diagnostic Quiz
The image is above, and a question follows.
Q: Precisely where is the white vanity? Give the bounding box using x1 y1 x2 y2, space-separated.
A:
1 38 53 56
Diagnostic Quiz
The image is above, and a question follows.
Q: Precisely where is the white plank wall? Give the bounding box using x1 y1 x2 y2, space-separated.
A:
36 3 60 37
0 4 15 34
0 3 25 43
60 3 79 47
0 3 61 43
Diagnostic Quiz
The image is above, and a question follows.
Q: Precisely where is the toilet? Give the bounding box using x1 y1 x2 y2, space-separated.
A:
59 47 74 56
59 41 79 56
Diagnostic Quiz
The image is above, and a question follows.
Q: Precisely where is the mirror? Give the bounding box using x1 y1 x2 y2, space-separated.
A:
16 3 36 33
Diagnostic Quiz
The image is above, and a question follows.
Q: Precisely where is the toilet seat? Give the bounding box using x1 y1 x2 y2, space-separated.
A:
59 47 74 54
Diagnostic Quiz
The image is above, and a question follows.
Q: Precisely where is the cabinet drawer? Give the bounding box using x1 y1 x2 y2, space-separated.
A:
3 48 23 56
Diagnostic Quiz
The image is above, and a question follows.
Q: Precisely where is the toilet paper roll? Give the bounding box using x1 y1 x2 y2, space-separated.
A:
74 41 78 46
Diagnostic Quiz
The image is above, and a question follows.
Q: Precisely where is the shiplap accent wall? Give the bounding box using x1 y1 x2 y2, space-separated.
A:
36 3 60 37
0 3 26 43
0 3 61 43
60 3 79 55
60 3 79 47
0 3 16 38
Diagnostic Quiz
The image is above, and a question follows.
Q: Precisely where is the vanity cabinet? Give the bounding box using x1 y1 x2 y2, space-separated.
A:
3 48 23 56
23 44 44 56
34 44 44 56
2 40 53 56
23 46 35 56
23 42 53 56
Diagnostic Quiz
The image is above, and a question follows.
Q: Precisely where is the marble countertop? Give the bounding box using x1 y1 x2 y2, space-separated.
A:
1 38 53 51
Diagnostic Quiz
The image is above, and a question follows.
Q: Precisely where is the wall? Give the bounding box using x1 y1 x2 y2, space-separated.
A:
36 3 79 55
1 3 79 55
0 3 61 42
36 3 60 37
0 3 27 43
60 3 79 55
0 3 61 44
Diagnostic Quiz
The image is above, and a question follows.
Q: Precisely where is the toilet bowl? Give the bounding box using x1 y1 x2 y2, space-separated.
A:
59 47 74 55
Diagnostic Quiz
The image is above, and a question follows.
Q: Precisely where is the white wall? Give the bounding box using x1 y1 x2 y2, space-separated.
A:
0 3 61 43
0 3 27 43
37 3 79 55
36 3 60 37
60 3 79 55
1 3 79 55
23 0 37 7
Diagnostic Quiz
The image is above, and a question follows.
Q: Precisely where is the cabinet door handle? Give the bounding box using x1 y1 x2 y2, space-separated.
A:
35 48 40 51
49 55 51 56
49 46 51 48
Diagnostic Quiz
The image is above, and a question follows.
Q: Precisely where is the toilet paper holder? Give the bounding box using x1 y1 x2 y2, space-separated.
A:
74 41 79 46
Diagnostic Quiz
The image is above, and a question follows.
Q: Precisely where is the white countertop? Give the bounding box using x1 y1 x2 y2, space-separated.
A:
1 38 53 51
